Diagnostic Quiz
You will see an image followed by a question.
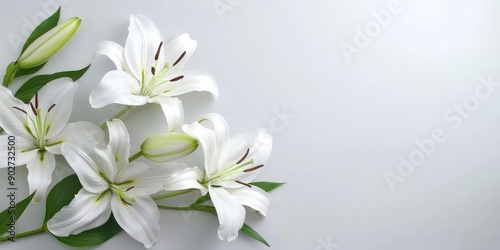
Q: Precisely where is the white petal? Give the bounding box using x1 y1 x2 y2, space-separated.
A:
209 186 245 242
0 135 38 166
32 78 77 138
164 166 207 195
90 70 147 108
115 161 174 195
218 129 273 183
149 96 184 132
46 121 105 155
111 192 161 249
199 113 229 153
0 85 31 137
153 70 218 99
182 122 218 176
62 138 116 193
26 151 55 203
227 186 270 216
163 33 197 74
106 119 130 168
94 41 127 71
47 189 112 237
124 15 164 83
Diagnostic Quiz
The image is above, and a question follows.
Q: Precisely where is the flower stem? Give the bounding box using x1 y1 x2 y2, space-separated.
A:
157 205 192 210
0 227 45 242
128 151 143 162
100 105 132 129
152 189 196 201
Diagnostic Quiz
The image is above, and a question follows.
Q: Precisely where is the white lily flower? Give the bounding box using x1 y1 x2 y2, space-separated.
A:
164 114 273 242
0 78 103 203
48 119 174 249
90 15 217 132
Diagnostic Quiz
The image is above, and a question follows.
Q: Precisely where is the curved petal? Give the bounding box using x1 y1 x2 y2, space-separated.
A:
163 33 197 74
61 138 116 193
209 186 245 242
46 121 105 155
47 189 112 237
90 70 147 108
217 129 272 181
111 192 160 249
26 151 55 203
149 96 184 132
199 113 229 153
182 122 218 176
0 85 31 137
10 136 38 166
32 78 77 138
124 15 164 83
164 166 207 195
227 186 270 216
153 70 218 99
106 119 130 168
115 161 176 195
94 41 126 71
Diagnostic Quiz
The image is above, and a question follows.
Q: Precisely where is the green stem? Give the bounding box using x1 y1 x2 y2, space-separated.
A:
128 151 143 162
100 105 132 129
157 205 192 211
152 189 196 201
0 227 45 242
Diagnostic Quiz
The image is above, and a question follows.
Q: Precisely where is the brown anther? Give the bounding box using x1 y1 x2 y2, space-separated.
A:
47 104 56 113
126 186 135 191
12 107 27 114
121 198 133 206
236 148 250 164
29 102 37 116
173 51 186 67
155 41 163 61
169 75 184 82
35 92 39 109
235 180 252 188
244 164 264 173
151 66 156 75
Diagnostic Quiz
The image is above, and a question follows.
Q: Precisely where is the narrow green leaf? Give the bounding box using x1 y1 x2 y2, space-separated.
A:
191 194 211 206
15 64 91 103
20 7 60 54
241 223 270 247
0 191 36 236
54 216 122 248
14 62 47 78
44 174 82 223
250 182 285 192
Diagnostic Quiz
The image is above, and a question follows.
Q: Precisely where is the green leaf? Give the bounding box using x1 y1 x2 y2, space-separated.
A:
20 7 60 54
0 191 36 236
14 62 47 78
191 194 211 206
241 223 270 247
53 215 122 248
250 182 285 192
15 64 91 103
44 174 82 223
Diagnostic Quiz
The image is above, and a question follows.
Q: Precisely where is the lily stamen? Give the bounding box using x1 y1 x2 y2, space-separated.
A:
173 51 186 67
121 198 133 206
48 104 57 113
126 186 135 191
155 41 163 61
30 102 38 116
151 66 156 75
236 148 250 164
35 92 39 108
243 164 264 173
169 75 184 82
235 180 252 188
13 106 27 114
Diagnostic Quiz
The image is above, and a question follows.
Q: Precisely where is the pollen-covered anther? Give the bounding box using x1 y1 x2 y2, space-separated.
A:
235 180 252 188
35 92 39 108
236 148 250 164
155 41 163 61
47 104 56 113
126 186 134 191
169 75 184 82
12 107 27 114
29 102 38 116
121 198 133 206
173 51 186 67
243 164 264 173
151 66 156 75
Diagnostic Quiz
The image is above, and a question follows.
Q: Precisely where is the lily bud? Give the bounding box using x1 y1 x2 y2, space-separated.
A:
17 17 81 69
141 133 198 162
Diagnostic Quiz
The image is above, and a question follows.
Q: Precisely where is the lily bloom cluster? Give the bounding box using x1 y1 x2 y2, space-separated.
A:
0 14 274 249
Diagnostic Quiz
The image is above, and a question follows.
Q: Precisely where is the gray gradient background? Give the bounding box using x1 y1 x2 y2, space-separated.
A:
1 0 500 249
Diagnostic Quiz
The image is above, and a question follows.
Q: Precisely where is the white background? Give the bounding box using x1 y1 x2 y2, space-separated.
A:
1 0 500 249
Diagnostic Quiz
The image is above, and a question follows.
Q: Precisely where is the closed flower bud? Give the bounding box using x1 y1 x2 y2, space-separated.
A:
141 133 198 162
18 17 81 69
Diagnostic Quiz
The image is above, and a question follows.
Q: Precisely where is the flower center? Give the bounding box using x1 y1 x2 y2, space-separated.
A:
111 185 136 206
12 92 56 149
